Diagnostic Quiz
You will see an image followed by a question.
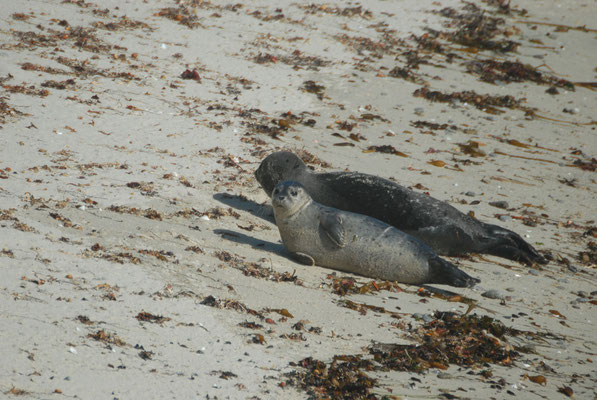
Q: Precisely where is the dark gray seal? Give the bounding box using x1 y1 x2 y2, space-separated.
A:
256 151 546 265
272 181 479 287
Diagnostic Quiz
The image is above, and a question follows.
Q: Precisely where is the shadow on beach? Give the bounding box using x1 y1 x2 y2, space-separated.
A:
213 192 275 224
213 228 291 260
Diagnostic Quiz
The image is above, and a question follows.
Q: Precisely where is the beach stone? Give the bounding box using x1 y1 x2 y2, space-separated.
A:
499 215 512 222
528 269 539 276
465 191 476 197
422 314 434 323
482 289 505 300
489 201 509 209
568 265 578 273
413 313 434 322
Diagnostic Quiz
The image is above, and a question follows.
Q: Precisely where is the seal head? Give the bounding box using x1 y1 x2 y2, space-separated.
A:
272 181 312 219
256 152 307 197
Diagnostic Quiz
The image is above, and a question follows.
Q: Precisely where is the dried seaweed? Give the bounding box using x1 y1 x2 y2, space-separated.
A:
2 84 49 97
413 87 525 114
388 66 425 84
155 6 202 29
136 311 171 324
466 60 575 90
285 356 377 400
298 4 373 20
365 145 408 157
372 311 522 371
0 96 23 124
301 80 326 100
88 330 126 346
253 51 330 70
200 295 264 318
107 205 163 220
328 276 402 296
92 16 153 31
435 4 519 52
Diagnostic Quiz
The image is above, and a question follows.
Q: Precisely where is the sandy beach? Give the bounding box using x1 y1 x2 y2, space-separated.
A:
1 0 596 398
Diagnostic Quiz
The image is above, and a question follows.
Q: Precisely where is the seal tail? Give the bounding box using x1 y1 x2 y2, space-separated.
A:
483 223 547 265
428 257 480 288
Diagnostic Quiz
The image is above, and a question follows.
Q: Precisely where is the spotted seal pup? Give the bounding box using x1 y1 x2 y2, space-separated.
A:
256 151 546 265
272 181 479 287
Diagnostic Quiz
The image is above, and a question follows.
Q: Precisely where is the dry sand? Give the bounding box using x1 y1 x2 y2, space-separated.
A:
1 0 596 398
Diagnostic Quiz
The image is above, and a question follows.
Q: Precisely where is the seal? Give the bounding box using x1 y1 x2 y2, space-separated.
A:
256 151 546 265
272 181 480 287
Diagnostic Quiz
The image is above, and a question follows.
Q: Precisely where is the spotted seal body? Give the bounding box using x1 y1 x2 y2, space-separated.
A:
272 181 479 287
257 151 546 265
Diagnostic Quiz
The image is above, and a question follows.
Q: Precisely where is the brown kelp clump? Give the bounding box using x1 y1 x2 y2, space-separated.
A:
370 312 521 372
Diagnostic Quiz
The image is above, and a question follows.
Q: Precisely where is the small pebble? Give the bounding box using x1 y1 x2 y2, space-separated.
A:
546 86 559 95
489 201 509 209
506 287 515 292
414 107 425 116
422 314 434 323
562 107 579 114
528 269 539 276
482 289 505 300
499 215 512 222
437 372 452 379
465 191 476 197
568 265 578 273
577 291 587 298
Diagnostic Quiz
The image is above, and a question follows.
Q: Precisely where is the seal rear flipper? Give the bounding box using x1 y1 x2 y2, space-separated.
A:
483 224 547 265
428 257 480 288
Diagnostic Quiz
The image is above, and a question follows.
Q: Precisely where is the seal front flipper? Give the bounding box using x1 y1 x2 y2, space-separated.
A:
291 252 315 266
428 257 480 288
319 210 346 248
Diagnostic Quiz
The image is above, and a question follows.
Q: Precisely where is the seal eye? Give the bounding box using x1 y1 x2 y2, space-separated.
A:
273 188 279 195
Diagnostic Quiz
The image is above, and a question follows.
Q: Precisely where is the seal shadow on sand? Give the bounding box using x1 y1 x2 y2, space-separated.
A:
213 192 291 259
213 192 275 224
213 229 292 260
